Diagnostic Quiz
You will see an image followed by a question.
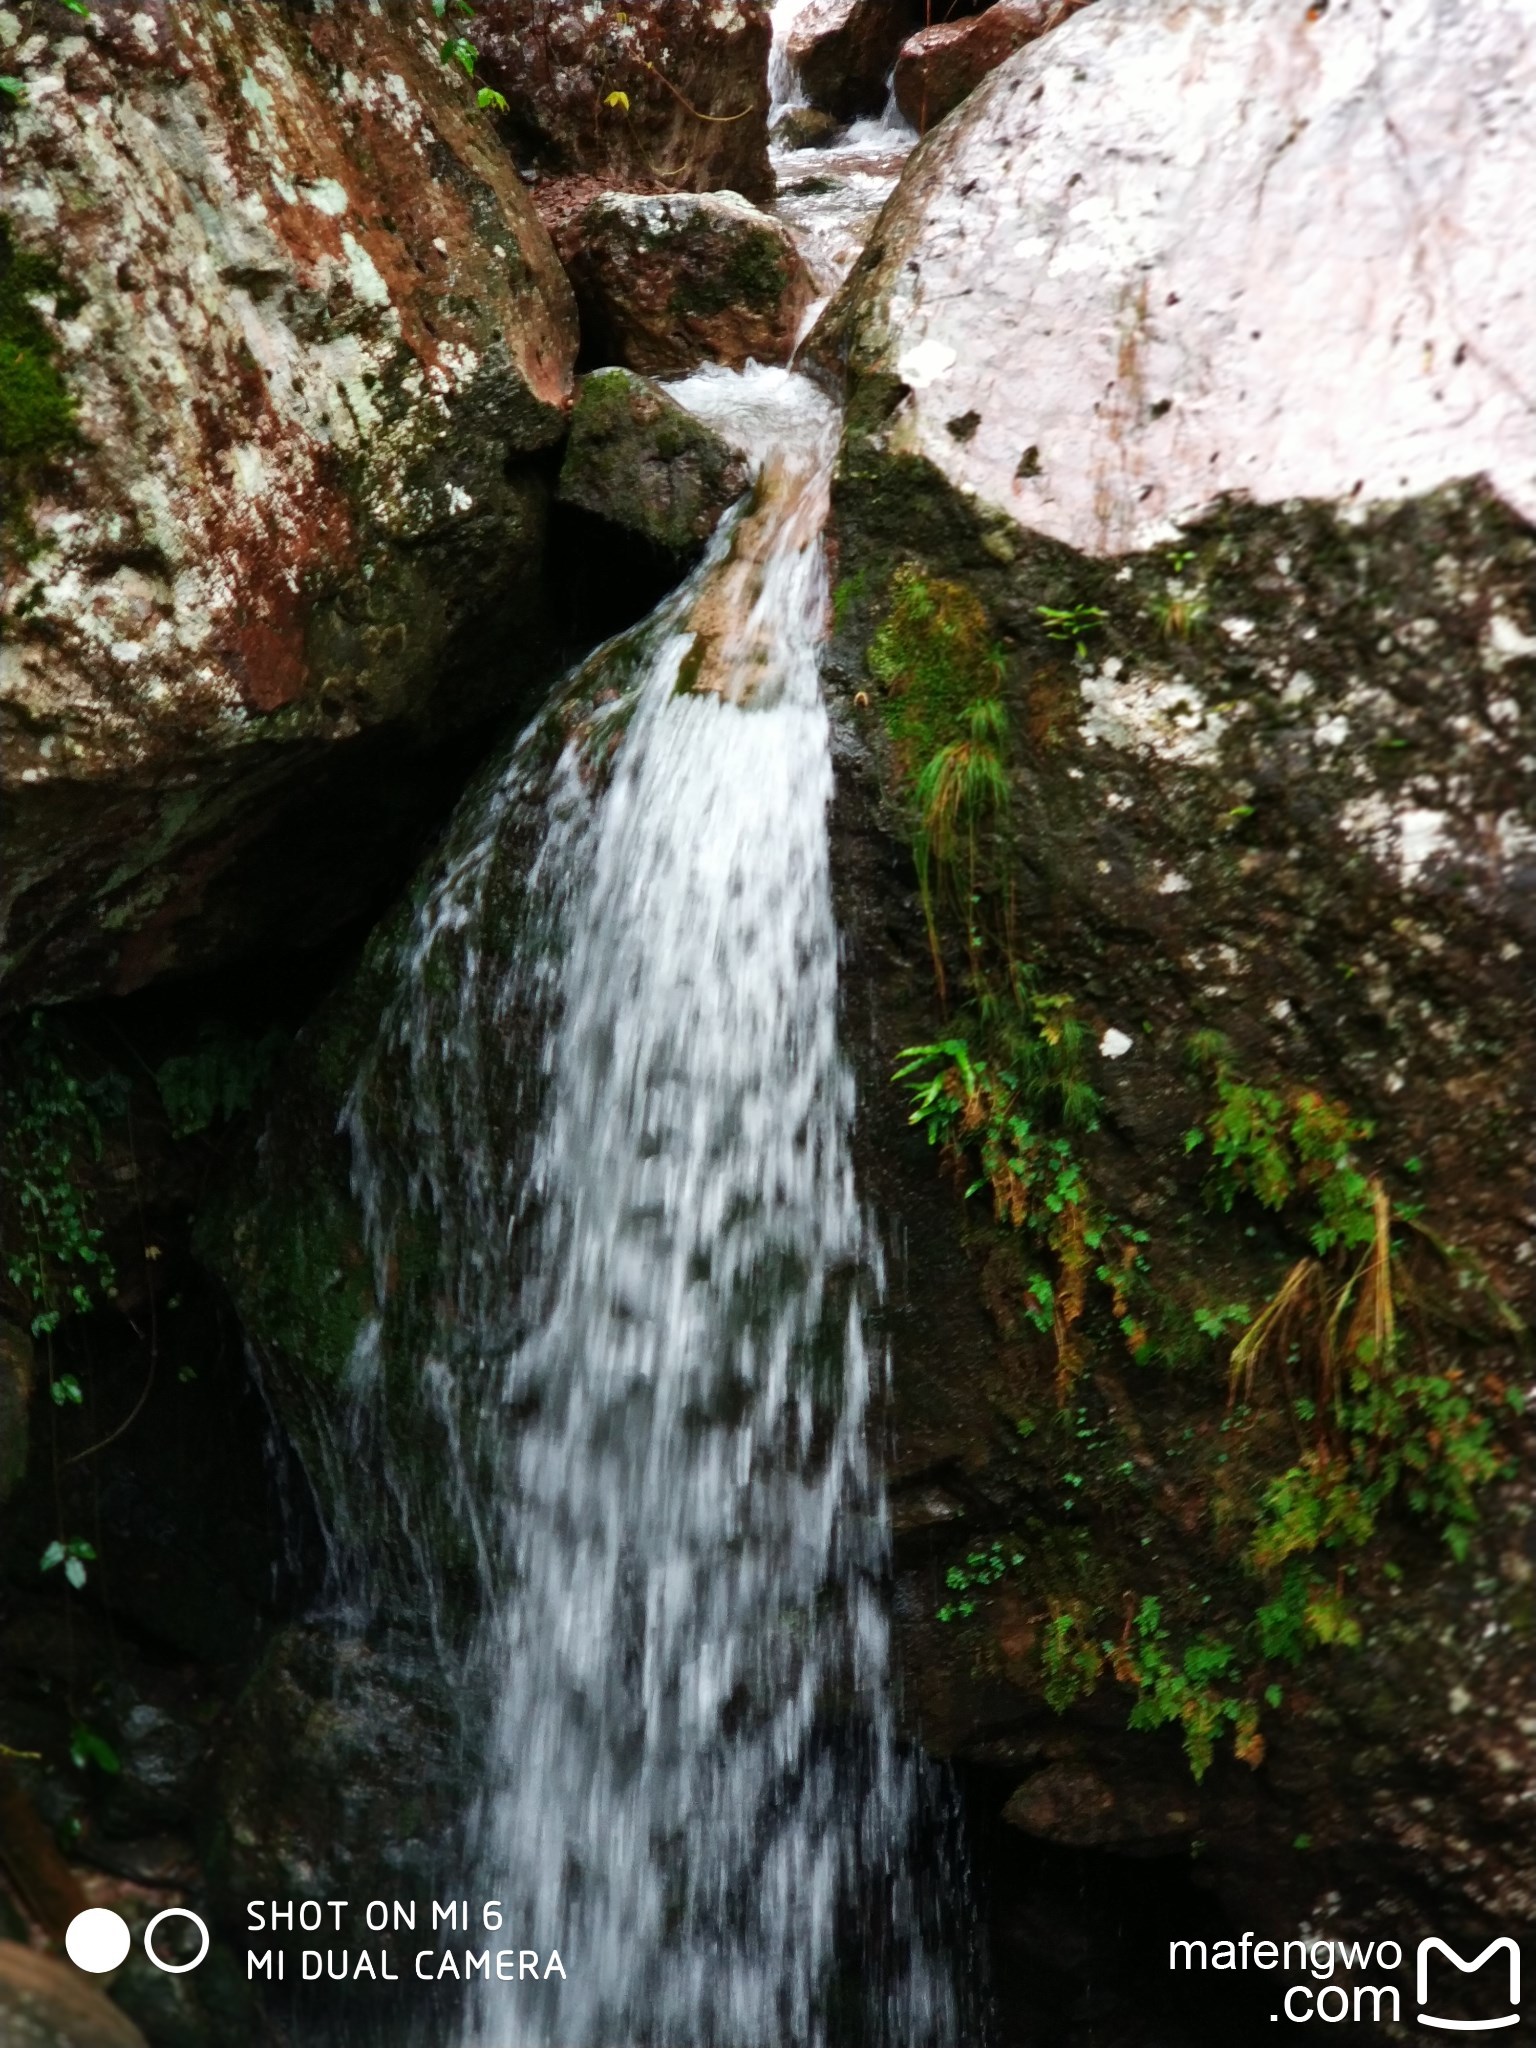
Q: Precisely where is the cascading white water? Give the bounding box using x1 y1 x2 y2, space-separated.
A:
337 362 964 2047
317 20 972 2042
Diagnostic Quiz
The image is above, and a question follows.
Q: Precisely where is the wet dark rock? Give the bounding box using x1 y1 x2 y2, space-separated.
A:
1002 1760 1196 1850
787 0 925 121
208 1625 461 1914
106 1905 257 2048
822 0 1536 2003
570 191 815 375
558 370 750 556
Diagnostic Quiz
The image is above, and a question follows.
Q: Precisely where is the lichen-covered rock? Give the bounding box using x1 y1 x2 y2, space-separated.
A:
558 368 749 555
821 0 1536 547
786 0 923 122
0 1945 146 2048
570 190 814 375
0 0 578 1007
471 0 774 206
820 0 1536 2000
892 0 1091 133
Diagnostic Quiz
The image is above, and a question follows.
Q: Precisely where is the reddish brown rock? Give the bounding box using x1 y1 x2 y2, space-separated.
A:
0 1945 146 2048
0 1 578 1006
894 0 1094 131
570 192 815 376
470 0 774 205
786 0 924 122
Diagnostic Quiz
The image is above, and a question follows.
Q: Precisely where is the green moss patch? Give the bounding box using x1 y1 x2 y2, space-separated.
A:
1 215 83 545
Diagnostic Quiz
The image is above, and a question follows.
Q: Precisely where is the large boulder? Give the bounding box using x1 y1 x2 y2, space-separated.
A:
822 0 1536 550
558 369 749 556
569 191 814 374
893 0 1093 132
786 0 924 122
470 0 774 206
0 0 578 1008
0 1945 146 2048
821 0 1536 2002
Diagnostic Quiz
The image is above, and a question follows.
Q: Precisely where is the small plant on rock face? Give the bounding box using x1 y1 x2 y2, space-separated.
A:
155 1022 287 1138
2 1012 119 1338
1148 585 1210 639
429 2 510 111
1041 1608 1103 1710
1109 1596 1262 1780
40 1538 96 1591
1035 602 1107 659
936 1540 1024 1622
1185 1032 1525 1568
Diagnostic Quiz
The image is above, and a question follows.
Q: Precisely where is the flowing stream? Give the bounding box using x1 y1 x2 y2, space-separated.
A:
307 32 967 2047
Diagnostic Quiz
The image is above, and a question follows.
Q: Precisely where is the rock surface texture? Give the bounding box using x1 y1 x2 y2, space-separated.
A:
471 0 774 205
0 1945 147 2048
558 369 750 555
822 0 1536 2010
893 0 1092 132
570 190 814 374
825 0 1536 546
0 0 577 1006
786 0 924 120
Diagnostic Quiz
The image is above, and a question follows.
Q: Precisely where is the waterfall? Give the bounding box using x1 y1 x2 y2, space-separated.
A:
335 359 965 2046
307 27 972 2043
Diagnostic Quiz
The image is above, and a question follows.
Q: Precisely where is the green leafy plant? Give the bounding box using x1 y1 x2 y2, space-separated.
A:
937 1540 1024 1622
1041 1608 1103 1710
2 1013 119 1337
154 1023 287 1139
40 1538 96 1591
1147 585 1210 639
1109 1596 1262 1780
69 1722 121 1775
1035 602 1107 659
867 566 1005 786
895 973 1136 1396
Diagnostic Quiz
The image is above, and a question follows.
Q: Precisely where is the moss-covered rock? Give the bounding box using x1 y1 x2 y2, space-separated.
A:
558 368 749 556
568 191 813 375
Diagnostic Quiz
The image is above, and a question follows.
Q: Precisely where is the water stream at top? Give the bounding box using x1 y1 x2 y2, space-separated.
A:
309 24 969 2044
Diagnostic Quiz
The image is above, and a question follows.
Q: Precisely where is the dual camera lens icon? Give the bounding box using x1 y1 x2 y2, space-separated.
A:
65 1906 210 1976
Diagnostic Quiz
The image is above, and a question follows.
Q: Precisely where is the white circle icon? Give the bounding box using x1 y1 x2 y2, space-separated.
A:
143 1907 210 1974
65 1908 132 1974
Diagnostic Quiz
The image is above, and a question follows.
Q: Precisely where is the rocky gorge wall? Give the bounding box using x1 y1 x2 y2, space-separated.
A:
814 0 1535 2028
2 0 1534 2043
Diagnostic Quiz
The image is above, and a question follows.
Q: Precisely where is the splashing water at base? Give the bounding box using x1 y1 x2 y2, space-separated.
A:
332 366 969 2047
